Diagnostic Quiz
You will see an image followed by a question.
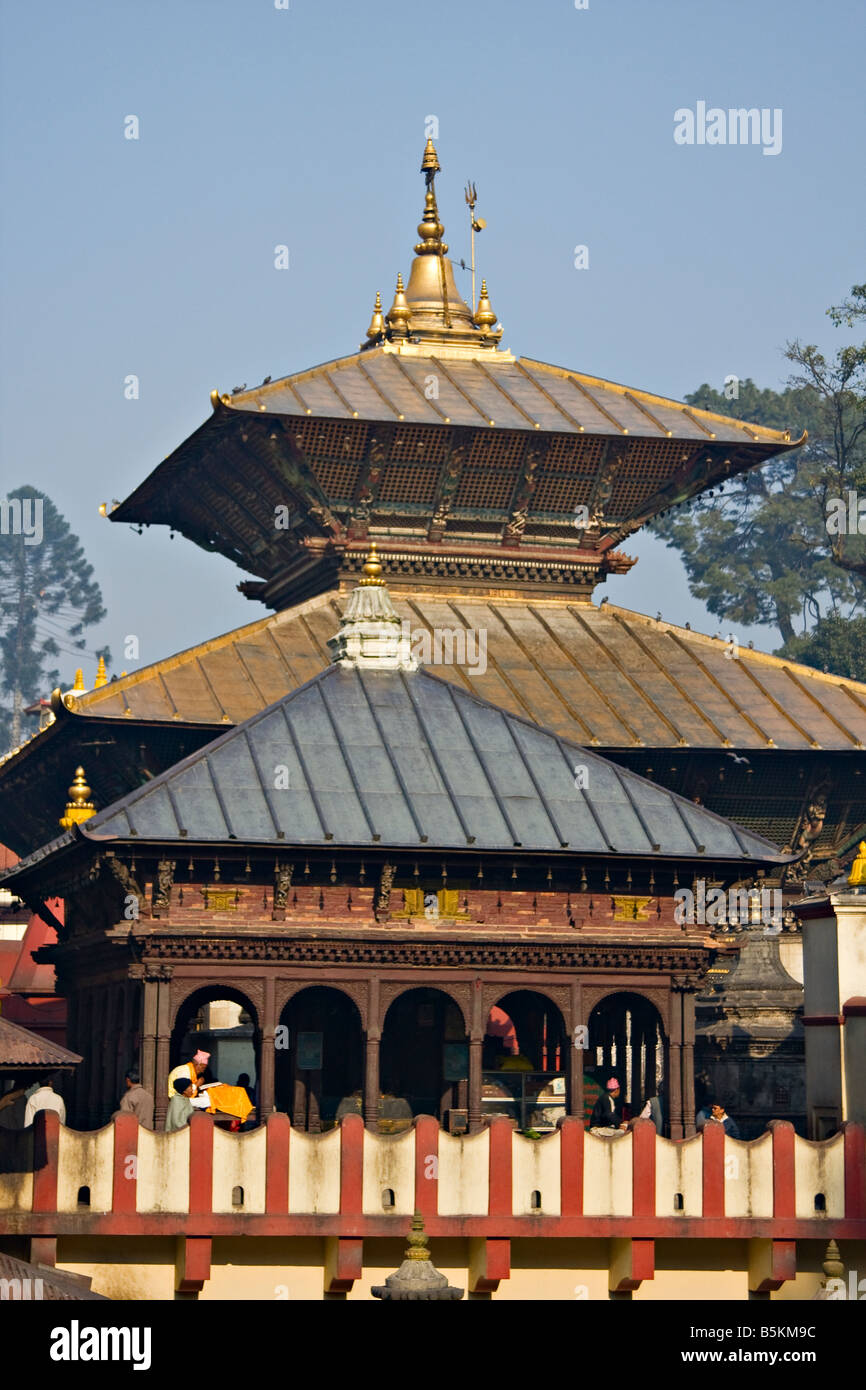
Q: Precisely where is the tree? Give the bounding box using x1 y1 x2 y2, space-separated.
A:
0 486 109 753
650 286 866 648
781 614 866 683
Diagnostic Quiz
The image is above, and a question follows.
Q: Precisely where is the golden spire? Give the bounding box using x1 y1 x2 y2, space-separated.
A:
359 540 385 587
474 278 498 333
420 139 441 177
386 273 410 338
94 655 108 688
848 840 866 888
59 766 96 830
366 290 385 341
72 668 85 693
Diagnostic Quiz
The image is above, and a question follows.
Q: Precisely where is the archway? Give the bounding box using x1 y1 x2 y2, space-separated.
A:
380 988 468 1126
483 991 568 1131
278 987 363 1132
587 992 666 1126
170 986 260 1115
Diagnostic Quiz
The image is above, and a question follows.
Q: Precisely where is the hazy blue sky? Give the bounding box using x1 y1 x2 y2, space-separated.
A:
1 0 863 687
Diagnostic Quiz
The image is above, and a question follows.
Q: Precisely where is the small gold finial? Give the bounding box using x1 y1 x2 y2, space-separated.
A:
474 278 497 332
406 1210 430 1261
848 840 866 888
420 139 440 177
94 655 108 688
359 541 385 587
59 766 96 830
72 668 85 693
386 273 410 337
366 290 385 341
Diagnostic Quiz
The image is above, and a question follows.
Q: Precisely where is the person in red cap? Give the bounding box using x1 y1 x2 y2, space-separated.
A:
589 1078 629 1136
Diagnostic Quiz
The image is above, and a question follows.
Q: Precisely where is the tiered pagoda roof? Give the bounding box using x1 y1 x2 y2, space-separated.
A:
108 140 801 609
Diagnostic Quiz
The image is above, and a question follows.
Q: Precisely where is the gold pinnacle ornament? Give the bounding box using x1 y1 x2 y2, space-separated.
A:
59 766 96 829
366 290 385 341
359 541 384 587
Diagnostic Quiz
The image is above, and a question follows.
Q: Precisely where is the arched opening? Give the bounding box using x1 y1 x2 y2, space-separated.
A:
232 1186 244 1208
380 988 468 1127
170 986 260 1124
482 991 568 1132
277 987 363 1133
77 1186 90 1208
587 992 666 1131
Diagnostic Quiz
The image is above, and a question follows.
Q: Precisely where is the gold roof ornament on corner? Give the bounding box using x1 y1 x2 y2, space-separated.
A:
848 841 866 889
94 656 108 689
59 766 96 830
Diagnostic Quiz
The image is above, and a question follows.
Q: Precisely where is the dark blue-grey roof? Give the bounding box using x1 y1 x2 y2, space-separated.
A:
79 666 787 862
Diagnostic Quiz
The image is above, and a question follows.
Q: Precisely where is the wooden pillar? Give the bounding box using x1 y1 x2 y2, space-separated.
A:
87 988 105 1127
681 988 696 1137
364 976 380 1130
469 975 484 1133
668 986 684 1140
138 975 157 1095
569 982 584 1119
259 976 276 1120
153 972 173 1130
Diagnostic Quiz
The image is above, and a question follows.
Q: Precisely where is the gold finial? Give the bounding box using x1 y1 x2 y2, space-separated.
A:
72 668 85 693
366 290 385 342
474 278 497 333
94 655 108 688
405 1210 430 1261
59 766 96 830
386 273 410 337
848 840 866 888
420 139 440 177
359 541 385 587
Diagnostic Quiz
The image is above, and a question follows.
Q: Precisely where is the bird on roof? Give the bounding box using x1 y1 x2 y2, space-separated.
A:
262 375 272 385
231 384 247 394
685 622 691 630
726 752 750 765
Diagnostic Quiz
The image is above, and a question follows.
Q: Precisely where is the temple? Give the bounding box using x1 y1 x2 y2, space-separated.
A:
0 141 865 1299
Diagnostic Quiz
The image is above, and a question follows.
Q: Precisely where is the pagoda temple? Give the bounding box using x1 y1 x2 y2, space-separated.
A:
2 139 865 1138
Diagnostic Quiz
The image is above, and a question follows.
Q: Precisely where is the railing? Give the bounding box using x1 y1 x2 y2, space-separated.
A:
1 1112 864 1242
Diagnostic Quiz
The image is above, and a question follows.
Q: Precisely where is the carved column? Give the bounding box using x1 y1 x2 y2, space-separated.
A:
154 967 174 1130
469 976 484 1133
87 988 106 1127
364 976 380 1130
132 966 156 1098
680 986 697 1137
668 983 684 1140
569 981 584 1119
259 975 276 1119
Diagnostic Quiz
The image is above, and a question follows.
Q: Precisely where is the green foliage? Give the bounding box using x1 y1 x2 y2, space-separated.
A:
779 614 866 682
0 485 110 754
650 286 866 644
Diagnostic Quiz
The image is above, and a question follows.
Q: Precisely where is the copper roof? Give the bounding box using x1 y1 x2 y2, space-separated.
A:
0 1253 107 1300
0 1015 81 1068
224 351 796 444
64 594 866 753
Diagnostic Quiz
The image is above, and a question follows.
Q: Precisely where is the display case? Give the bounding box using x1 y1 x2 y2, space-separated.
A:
481 1071 566 1131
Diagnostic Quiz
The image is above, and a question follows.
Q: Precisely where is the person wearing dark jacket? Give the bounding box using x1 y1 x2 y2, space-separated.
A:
589 1079 628 1136
707 1102 740 1138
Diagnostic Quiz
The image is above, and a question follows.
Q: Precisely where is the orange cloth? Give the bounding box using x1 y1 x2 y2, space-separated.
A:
203 1084 254 1124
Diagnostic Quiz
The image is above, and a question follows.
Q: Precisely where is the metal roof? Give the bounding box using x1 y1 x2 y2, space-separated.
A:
66 594 866 753
81 665 787 863
226 351 796 446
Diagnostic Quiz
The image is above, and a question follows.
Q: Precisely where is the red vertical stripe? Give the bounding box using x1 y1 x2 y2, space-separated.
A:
843 1122 866 1219
112 1114 139 1215
339 1112 364 1215
265 1111 291 1214
770 1120 795 1219
488 1116 513 1217
632 1119 656 1217
188 1113 214 1215
559 1117 584 1216
701 1120 725 1218
31 1109 59 1213
414 1115 439 1218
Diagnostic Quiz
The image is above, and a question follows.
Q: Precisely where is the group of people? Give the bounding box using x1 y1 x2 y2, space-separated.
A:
589 1078 740 1137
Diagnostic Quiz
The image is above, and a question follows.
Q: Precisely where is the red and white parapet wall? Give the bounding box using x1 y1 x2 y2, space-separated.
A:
1 1112 864 1296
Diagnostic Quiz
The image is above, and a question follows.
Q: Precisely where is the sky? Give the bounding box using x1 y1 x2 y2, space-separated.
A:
1 0 863 687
